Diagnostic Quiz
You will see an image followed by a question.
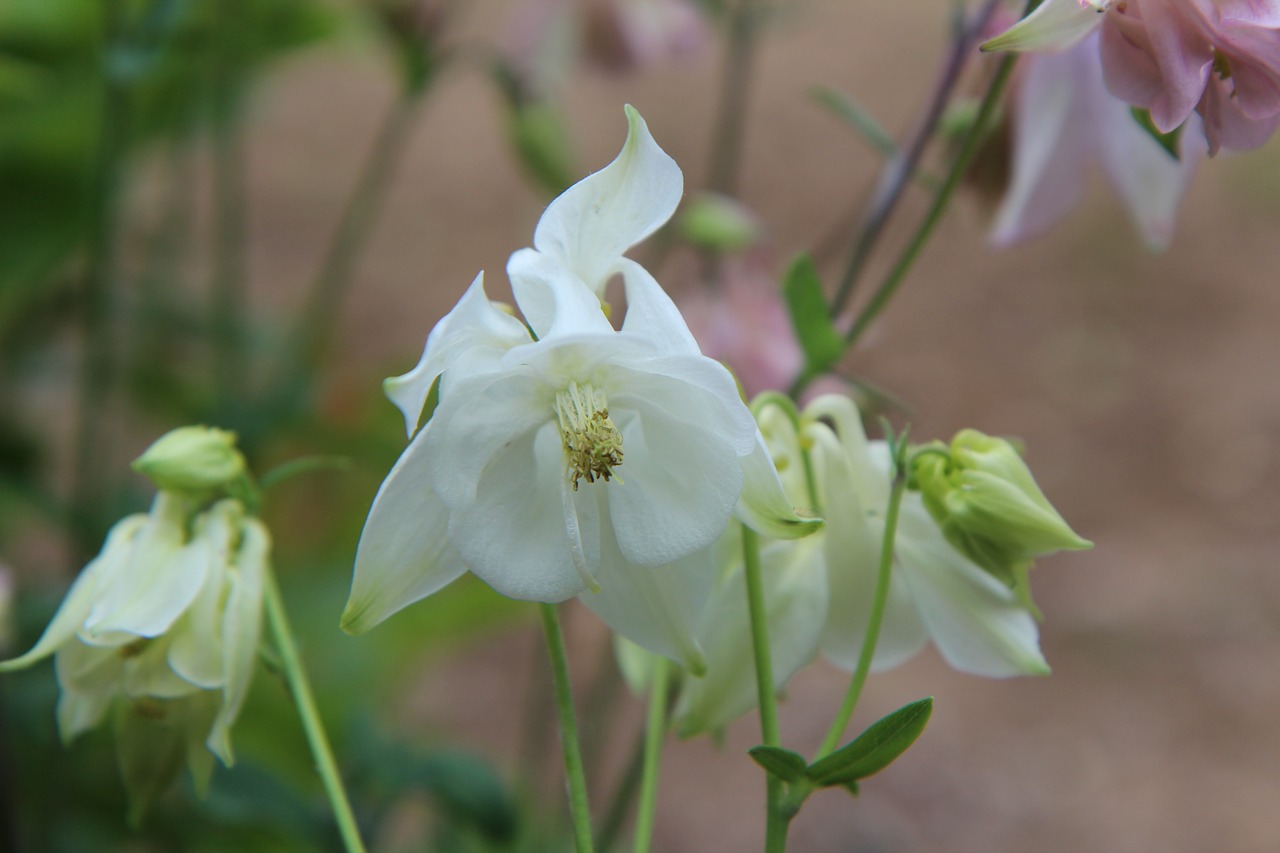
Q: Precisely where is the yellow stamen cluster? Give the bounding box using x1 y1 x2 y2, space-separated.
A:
556 382 624 491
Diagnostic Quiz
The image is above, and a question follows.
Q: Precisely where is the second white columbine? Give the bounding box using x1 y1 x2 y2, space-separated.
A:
344 106 816 670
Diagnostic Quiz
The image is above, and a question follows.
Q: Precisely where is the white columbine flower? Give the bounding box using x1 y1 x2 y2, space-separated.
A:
344 106 816 671
802 395 1051 677
0 493 267 800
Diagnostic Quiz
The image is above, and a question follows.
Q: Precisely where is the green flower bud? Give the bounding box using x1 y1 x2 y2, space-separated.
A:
912 430 1091 604
678 192 761 252
132 426 245 494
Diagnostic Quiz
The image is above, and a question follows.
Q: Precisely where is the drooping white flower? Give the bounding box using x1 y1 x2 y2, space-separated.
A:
665 522 828 735
802 396 1052 678
345 107 817 671
0 493 267 798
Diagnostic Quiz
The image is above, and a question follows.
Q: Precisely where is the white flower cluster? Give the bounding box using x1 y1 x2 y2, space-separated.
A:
345 107 1088 732
1 429 267 797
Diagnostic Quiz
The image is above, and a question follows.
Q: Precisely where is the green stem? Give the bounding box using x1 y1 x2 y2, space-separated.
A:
742 525 789 852
632 658 669 853
707 0 761 196
263 568 367 853
540 603 595 853
830 0 1001 317
814 473 907 760
839 52 1016 353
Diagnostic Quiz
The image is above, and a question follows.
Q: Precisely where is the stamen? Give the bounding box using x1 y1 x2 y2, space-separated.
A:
555 381 624 491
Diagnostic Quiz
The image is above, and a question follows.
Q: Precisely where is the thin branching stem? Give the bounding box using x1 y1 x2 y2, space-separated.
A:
814 473 907 759
830 0 1002 317
742 525 790 852
540 603 596 853
632 658 669 853
263 568 367 853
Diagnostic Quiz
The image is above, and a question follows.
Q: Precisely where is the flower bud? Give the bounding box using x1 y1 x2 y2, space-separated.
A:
912 429 1091 595
132 426 245 494
678 192 761 252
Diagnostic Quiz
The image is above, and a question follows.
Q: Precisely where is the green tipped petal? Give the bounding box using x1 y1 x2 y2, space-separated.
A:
0 515 147 673
735 433 823 540
981 0 1105 53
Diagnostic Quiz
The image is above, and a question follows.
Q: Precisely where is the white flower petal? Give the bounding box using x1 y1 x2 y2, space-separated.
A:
674 536 826 735
531 105 682 296
616 259 701 355
343 424 468 633
384 272 531 437
605 404 742 567
85 493 208 640
0 515 147 672
734 432 823 540
449 422 599 601
55 639 122 700
896 504 1049 677
123 637 197 699
56 686 116 745
208 516 268 766
812 429 928 672
425 370 556 512
580 512 715 674
508 249 615 341
167 519 229 689
607 356 757 456
982 0 1104 53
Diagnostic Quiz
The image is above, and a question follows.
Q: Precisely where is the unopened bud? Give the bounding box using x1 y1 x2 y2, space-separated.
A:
912 430 1091 595
679 193 761 252
132 426 245 494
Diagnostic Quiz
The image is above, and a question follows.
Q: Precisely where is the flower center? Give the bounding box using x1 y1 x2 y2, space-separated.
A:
555 381 623 491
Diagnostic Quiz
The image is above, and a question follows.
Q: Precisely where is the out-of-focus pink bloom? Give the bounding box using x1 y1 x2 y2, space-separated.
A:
505 0 710 94
992 31 1207 249
985 0 1280 152
680 255 804 399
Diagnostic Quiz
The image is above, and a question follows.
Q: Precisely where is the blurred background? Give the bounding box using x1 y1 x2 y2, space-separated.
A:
2 0 1278 850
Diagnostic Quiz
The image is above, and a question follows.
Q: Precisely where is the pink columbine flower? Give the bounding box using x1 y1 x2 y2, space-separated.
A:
505 0 710 94
992 31 1207 249
985 0 1280 153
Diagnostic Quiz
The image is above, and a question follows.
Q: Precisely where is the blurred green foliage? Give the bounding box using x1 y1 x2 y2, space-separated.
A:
0 1 560 849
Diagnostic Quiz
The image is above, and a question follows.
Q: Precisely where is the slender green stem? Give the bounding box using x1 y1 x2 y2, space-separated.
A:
838 52 1017 354
540 603 596 853
707 0 761 196
830 0 1001 317
742 525 789 852
262 568 366 853
814 474 907 760
632 658 669 853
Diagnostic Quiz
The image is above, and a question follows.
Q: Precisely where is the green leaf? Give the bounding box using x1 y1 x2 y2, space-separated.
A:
748 745 808 784
811 85 896 157
806 697 933 787
782 254 843 377
1130 107 1181 159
